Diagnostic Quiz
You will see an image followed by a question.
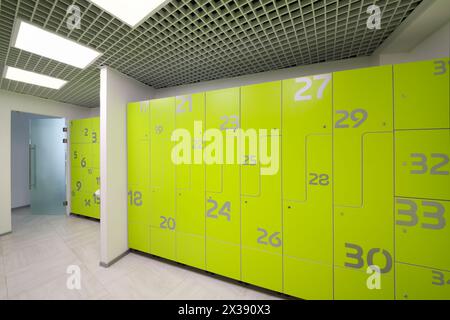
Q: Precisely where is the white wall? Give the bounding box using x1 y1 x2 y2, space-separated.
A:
89 107 100 117
11 112 31 209
0 89 92 235
377 22 450 65
11 112 54 208
100 67 154 265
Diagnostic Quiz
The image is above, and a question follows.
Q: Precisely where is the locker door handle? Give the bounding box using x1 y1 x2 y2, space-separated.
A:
29 144 37 189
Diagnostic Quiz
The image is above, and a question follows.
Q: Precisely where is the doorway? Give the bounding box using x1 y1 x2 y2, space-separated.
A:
11 111 67 218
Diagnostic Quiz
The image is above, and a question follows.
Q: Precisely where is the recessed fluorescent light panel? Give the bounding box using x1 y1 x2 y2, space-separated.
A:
12 20 101 69
89 0 167 27
4 66 67 89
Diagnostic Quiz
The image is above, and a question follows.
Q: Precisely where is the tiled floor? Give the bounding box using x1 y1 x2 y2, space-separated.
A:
0 207 282 300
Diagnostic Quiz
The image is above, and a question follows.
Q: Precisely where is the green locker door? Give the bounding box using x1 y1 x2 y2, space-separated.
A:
90 117 100 170
71 139 92 170
395 130 450 201
241 81 282 292
70 118 91 144
149 97 176 261
396 198 450 271
282 74 333 300
175 93 206 270
127 102 151 253
396 263 450 300
394 58 449 130
71 166 87 215
333 66 395 300
70 117 100 219
205 88 241 280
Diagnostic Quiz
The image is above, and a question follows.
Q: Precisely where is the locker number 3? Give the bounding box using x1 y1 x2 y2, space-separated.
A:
294 74 331 101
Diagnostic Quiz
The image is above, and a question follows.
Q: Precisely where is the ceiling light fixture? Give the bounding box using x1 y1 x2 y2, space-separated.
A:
4 66 67 89
88 0 168 28
11 20 101 69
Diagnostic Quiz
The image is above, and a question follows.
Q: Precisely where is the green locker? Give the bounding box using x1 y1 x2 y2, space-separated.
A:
175 93 206 270
70 117 100 219
128 187 151 253
396 198 450 271
70 118 91 144
127 101 151 254
333 66 394 300
149 97 176 261
396 263 450 300
124 58 448 300
282 74 333 299
394 58 449 130
205 88 241 280
241 81 283 292
71 143 92 169
395 130 450 201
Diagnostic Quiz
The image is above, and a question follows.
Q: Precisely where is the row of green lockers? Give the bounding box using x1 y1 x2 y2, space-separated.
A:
124 57 449 300
70 117 100 219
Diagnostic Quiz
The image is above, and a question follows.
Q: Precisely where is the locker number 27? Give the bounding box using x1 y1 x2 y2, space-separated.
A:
294 74 331 101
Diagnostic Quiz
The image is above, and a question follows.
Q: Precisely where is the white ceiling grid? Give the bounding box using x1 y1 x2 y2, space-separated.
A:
0 0 423 107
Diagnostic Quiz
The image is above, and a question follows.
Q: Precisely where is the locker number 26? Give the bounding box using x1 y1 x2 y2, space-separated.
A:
257 229 282 248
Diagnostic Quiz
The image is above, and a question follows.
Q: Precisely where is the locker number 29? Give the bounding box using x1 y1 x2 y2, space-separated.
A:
294 74 331 101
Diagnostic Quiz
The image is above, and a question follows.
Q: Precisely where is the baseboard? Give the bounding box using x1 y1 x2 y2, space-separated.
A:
0 231 12 237
99 250 130 268
12 204 31 210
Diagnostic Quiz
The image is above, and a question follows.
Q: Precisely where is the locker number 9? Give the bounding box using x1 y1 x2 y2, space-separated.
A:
294 74 331 101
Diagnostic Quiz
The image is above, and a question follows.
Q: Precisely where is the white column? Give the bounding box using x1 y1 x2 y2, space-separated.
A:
99 67 154 266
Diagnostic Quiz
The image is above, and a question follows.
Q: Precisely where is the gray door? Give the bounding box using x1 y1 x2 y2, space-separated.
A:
30 118 67 215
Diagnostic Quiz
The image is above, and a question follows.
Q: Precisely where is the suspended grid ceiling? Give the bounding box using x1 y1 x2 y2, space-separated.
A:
0 0 423 108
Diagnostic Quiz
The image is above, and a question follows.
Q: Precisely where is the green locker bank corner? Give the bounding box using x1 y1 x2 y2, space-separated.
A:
72 57 448 300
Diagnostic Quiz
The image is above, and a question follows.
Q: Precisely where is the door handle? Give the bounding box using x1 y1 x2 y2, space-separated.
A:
29 144 36 189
